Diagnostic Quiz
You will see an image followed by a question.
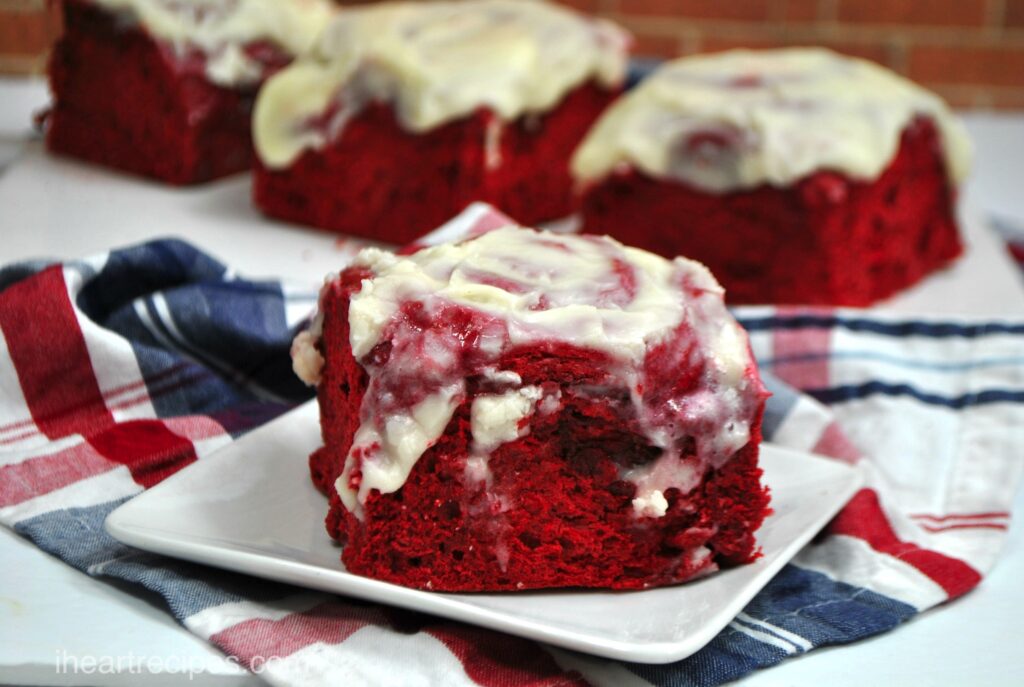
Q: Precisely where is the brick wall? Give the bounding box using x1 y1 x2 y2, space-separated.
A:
0 0 60 74
562 0 1024 109
2 0 1022 109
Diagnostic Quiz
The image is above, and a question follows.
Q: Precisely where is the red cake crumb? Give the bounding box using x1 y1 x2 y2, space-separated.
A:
254 82 617 245
47 0 292 185
299 226 770 591
579 117 962 306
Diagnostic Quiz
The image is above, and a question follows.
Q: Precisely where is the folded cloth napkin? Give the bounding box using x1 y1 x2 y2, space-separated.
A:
1 206 1023 687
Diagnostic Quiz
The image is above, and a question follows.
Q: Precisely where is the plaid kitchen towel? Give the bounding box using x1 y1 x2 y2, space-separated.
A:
1 205 1023 687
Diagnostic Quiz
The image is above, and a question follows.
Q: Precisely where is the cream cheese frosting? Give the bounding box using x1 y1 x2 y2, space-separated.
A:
572 47 972 192
470 386 543 452
91 0 335 86
293 225 761 520
253 0 629 168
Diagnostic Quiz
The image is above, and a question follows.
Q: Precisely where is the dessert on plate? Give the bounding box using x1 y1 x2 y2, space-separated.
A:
292 215 770 591
47 0 334 184
253 0 630 245
573 48 972 306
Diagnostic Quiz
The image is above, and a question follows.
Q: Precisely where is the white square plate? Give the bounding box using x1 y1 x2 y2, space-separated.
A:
106 401 862 664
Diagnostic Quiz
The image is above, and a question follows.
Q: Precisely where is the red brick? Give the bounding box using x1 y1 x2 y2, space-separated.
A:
697 34 892 68
988 90 1024 109
0 10 50 55
1004 0 1024 28
836 0 986 27
48 1 63 35
780 0 822 22
926 86 985 109
0 54 44 75
909 44 1024 88
620 0 771 21
631 31 683 57
924 85 1024 111
0 0 46 9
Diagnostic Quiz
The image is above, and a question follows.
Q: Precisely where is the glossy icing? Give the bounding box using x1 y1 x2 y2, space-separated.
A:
572 48 971 191
92 0 335 86
253 0 629 168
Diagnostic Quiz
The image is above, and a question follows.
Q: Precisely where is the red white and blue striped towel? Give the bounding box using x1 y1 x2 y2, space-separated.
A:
1 204 1023 686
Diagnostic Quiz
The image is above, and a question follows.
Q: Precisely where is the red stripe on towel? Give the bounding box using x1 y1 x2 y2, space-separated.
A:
919 522 1008 533
772 307 833 390
427 624 589 687
0 266 115 439
87 420 197 488
910 511 1010 523
209 601 385 665
0 441 117 507
812 421 862 463
831 489 982 599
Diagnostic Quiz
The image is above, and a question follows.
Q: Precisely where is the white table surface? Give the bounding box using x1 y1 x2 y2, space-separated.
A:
1 76 1023 686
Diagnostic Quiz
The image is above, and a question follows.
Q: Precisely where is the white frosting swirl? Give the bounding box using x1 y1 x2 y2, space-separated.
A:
90 0 335 86
345 231 698 365
572 48 972 192
304 225 760 520
254 0 629 168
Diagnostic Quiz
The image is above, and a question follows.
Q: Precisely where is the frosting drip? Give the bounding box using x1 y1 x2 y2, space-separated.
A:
572 47 972 192
91 0 335 86
293 225 762 520
253 0 629 168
